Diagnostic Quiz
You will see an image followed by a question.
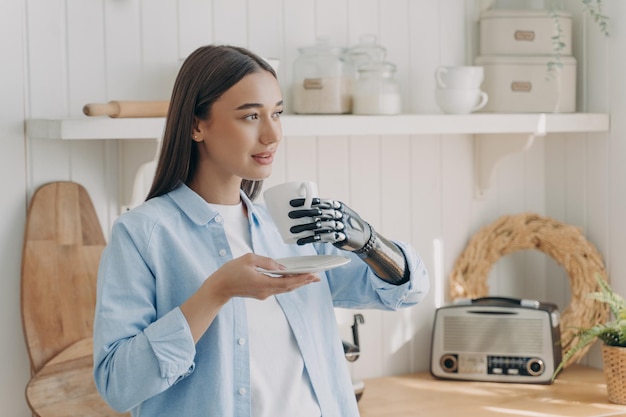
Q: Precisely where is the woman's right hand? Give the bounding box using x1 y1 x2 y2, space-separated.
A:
181 253 319 342
208 253 320 302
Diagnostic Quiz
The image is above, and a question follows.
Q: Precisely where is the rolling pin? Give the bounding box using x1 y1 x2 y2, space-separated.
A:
82 100 169 118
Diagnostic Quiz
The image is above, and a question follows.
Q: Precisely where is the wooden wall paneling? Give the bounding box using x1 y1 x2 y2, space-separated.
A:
408 0 441 113
519 137 548 302
317 136 350 199
104 0 142 100
440 135 474 301
544 133 571 313
492 146 528 297
561 134 587 311
347 0 379 44
247 0 283 64
347 135 383 379
379 1 411 115
607 0 626 309
284 136 318 182
316 136 357 377
66 0 106 117
584 132 610 370
409 135 442 302
585 133 610 272
177 0 214 60
68 140 110 231
140 0 180 100
247 0 285 102
1 1 31 415
314 0 349 45
213 0 248 47
380 135 415 375
380 136 412 241
103 141 120 236
118 139 160 210
26 0 67 118
438 0 468 66
29 140 71 192
281 0 316 114
408 134 442 372
524 136 546 214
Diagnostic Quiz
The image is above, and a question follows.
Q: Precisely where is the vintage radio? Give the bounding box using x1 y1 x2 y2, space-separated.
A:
430 297 561 384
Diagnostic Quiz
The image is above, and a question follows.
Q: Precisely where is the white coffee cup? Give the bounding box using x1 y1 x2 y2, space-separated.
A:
263 181 319 244
435 66 484 89
435 88 488 114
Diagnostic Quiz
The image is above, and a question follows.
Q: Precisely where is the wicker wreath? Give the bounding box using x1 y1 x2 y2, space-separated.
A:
449 212 608 367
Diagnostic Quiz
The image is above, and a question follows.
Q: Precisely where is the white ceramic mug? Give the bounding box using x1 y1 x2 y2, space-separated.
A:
435 66 484 89
435 88 488 114
263 181 319 244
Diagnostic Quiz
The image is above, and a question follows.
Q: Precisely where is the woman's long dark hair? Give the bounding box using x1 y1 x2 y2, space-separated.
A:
146 45 277 201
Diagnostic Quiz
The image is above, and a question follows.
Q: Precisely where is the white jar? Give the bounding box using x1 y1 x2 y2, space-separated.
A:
352 61 401 115
292 39 352 114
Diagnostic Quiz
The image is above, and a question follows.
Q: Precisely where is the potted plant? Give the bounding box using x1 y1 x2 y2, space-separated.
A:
548 0 609 77
548 0 609 76
553 274 626 404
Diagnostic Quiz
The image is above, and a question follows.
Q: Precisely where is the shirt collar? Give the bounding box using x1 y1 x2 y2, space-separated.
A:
167 183 264 226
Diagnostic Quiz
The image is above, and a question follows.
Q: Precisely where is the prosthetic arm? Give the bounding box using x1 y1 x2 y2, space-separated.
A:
288 198 410 285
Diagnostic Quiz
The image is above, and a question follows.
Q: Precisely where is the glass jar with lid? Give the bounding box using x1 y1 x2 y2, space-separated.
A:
352 61 402 115
292 38 352 114
345 34 387 75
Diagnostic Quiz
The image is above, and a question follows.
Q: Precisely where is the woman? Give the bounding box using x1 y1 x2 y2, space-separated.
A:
93 44 429 417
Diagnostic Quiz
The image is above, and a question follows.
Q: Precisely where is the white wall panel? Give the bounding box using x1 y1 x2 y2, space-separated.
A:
178 0 213 60
247 0 283 60
281 0 316 113
284 136 318 181
67 0 106 117
141 0 180 100
408 1 440 113
347 0 379 44
0 0 30 415
315 0 349 45
380 1 411 114
26 0 67 118
104 0 142 100
213 0 247 46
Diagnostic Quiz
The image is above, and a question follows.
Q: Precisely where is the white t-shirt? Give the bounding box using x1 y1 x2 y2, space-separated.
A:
208 202 320 417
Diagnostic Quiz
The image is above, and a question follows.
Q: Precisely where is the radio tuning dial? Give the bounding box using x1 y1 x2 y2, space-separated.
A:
440 354 458 373
526 358 545 376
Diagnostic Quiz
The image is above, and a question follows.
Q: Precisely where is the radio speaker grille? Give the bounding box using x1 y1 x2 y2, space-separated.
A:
443 316 544 354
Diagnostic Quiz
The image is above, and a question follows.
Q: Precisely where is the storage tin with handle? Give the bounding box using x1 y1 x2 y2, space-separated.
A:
480 9 573 56
474 55 576 113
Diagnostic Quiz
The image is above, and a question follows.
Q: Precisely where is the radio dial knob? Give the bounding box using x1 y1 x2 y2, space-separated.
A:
526 358 545 376
440 354 458 373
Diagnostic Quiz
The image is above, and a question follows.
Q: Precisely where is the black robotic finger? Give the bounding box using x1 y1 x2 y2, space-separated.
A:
289 221 321 234
296 235 321 245
289 197 323 207
288 208 323 219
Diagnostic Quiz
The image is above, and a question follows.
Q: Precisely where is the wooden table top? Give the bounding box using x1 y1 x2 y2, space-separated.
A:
358 365 626 417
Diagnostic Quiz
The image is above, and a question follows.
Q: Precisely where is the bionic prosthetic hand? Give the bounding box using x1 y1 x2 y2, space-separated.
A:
288 198 410 285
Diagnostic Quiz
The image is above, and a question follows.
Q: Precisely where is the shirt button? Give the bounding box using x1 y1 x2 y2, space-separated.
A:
238 387 247 395
215 215 223 223
218 249 227 256
238 338 246 345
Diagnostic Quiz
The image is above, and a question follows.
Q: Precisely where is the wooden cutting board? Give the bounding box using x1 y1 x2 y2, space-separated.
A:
21 181 106 373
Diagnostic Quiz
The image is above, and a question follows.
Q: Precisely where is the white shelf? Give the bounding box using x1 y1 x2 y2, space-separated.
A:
25 113 610 200
26 113 609 140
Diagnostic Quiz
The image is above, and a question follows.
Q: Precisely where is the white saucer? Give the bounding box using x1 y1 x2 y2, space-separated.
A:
258 255 351 275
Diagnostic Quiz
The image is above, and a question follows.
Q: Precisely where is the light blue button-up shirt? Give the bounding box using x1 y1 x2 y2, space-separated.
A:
93 184 429 417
